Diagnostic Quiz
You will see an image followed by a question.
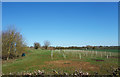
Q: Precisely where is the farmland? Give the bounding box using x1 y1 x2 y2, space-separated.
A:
1 2 119 76
2 48 119 75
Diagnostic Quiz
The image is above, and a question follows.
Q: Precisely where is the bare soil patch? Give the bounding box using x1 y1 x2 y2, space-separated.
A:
45 60 99 71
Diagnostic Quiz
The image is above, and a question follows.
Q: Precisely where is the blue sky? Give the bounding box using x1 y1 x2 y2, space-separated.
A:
2 2 118 47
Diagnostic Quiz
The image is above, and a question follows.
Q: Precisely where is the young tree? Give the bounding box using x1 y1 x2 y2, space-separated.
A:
2 26 26 60
44 40 50 49
34 42 41 49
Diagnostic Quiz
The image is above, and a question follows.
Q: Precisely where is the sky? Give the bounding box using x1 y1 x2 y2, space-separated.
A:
2 2 118 47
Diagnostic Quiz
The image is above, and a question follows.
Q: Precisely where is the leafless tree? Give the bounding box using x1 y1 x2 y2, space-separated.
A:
2 26 26 60
44 40 50 49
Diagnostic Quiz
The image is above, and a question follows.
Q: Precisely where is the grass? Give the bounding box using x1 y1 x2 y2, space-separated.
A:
2 49 119 75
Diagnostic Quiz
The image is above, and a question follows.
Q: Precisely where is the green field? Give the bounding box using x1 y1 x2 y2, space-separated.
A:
2 49 119 75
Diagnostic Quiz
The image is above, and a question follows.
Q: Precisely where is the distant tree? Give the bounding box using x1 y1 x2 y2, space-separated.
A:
34 42 40 49
86 45 93 49
92 46 96 49
44 40 50 49
30 46 33 48
2 26 26 60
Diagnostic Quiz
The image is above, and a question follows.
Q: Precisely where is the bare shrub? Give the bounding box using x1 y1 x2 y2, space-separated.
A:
44 40 50 49
2 26 26 60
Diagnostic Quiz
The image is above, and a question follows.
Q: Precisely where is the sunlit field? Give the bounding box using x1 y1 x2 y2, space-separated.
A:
2 49 119 75
1 2 119 76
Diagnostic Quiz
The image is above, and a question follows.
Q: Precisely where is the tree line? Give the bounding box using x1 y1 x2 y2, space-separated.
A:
53 46 118 50
32 43 118 50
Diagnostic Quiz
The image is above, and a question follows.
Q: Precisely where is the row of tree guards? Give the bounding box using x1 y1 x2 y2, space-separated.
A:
51 50 115 60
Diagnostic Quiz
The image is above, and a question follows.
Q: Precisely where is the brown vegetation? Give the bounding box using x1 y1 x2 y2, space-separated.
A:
45 60 99 71
2 26 26 60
